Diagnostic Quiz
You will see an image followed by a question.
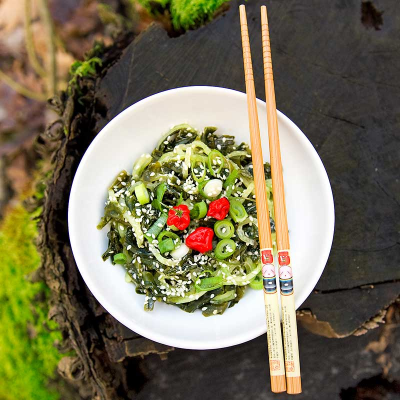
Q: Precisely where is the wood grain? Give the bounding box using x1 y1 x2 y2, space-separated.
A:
95 0 400 339
261 5 301 393
36 0 400 397
239 5 286 393
239 5 271 251
260 5 289 251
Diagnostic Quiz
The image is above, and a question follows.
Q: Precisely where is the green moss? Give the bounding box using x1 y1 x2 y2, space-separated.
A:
170 0 229 30
137 0 230 30
0 205 62 400
69 57 102 88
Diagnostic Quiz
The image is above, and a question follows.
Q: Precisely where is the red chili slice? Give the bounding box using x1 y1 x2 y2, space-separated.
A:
167 205 190 230
207 197 230 220
185 227 214 253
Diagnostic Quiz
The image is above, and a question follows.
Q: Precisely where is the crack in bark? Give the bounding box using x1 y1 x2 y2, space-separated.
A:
304 106 366 129
120 49 136 112
332 242 400 253
299 299 399 339
314 279 400 295
374 179 400 209
318 112 366 129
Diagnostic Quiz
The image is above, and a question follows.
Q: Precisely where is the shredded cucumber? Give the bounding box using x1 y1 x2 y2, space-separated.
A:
132 154 152 179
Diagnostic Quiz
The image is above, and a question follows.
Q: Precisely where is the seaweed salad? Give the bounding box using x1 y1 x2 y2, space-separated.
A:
98 124 276 316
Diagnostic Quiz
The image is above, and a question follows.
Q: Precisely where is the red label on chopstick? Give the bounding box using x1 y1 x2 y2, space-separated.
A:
261 248 274 264
278 250 290 266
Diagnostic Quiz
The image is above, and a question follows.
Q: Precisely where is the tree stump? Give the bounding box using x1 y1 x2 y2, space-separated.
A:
36 0 400 398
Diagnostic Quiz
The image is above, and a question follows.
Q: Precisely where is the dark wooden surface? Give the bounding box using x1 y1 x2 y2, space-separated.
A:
95 0 400 338
42 0 400 398
36 35 176 400
135 309 400 400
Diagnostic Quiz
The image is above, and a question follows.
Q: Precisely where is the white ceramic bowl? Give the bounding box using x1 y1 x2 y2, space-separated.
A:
69 86 334 350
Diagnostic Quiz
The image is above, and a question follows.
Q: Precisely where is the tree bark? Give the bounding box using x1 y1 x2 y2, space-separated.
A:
33 0 400 397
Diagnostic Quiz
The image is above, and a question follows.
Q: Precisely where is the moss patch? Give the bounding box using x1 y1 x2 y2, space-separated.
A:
0 205 62 400
137 0 230 30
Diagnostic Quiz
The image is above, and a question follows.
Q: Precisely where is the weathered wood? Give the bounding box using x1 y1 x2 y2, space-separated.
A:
36 34 173 400
299 282 400 338
95 0 400 338
134 302 400 400
36 0 400 398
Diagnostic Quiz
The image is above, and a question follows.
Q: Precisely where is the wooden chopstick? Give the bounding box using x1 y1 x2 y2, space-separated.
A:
239 5 286 394
260 5 302 394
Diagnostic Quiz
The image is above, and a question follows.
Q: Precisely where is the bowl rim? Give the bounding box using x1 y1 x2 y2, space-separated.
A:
68 85 335 350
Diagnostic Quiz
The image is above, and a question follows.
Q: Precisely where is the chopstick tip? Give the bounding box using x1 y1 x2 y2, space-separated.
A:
239 4 247 20
261 5 268 23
